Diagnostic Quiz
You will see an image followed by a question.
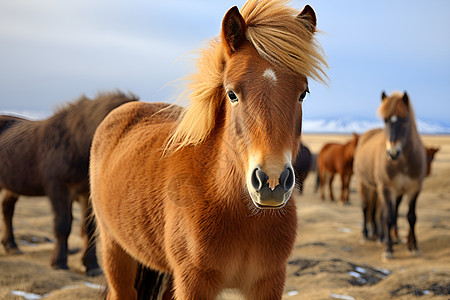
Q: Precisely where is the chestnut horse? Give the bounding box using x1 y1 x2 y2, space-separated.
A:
0 91 137 275
90 1 327 299
317 133 359 204
354 91 426 260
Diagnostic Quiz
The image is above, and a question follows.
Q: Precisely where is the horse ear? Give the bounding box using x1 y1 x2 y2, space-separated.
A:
222 6 246 55
381 91 387 101
297 5 317 33
402 91 409 106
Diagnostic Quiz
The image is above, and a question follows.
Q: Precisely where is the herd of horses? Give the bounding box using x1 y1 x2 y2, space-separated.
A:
0 1 441 299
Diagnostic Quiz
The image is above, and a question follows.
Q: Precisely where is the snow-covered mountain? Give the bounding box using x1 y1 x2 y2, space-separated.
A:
303 118 450 134
1 110 449 135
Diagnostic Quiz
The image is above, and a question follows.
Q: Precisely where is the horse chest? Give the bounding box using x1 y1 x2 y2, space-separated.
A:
391 174 420 194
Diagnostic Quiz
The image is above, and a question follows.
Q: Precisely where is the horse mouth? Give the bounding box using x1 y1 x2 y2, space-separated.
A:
252 199 286 209
249 185 292 209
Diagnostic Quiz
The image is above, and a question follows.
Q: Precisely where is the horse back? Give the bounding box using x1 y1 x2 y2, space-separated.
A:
90 102 180 163
353 129 385 189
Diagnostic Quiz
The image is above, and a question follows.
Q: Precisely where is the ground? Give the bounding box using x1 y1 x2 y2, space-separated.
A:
0 134 449 299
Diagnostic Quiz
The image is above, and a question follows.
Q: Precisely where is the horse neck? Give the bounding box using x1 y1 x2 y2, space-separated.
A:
405 121 423 153
216 136 247 202
343 142 355 162
189 118 247 207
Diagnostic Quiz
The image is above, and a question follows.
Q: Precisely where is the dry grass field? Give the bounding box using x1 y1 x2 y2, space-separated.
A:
1 134 449 299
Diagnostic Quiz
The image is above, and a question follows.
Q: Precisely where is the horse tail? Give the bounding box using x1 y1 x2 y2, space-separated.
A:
134 265 172 300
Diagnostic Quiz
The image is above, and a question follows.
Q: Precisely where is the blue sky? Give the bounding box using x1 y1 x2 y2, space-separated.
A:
1 0 449 126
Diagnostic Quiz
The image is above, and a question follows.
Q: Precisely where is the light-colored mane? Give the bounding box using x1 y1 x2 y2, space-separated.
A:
167 0 327 151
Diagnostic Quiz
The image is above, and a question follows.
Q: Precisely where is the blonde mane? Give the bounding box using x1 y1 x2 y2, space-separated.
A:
167 0 327 151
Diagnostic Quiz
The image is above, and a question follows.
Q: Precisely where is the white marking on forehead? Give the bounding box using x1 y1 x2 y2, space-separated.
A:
263 68 277 84
391 115 398 123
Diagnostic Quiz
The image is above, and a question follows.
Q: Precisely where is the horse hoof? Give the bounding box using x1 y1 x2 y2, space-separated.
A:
68 247 81 255
409 249 422 258
391 237 400 245
381 251 393 261
6 247 23 255
52 264 69 270
86 267 103 277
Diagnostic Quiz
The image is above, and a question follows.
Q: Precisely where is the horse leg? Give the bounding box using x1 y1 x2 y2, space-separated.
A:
243 268 286 300
406 192 421 257
48 187 72 269
172 266 221 300
359 183 370 240
380 188 395 260
371 190 380 240
101 232 138 300
1 190 22 254
78 193 101 276
328 173 335 201
319 171 326 200
339 173 350 205
314 171 320 193
391 195 402 244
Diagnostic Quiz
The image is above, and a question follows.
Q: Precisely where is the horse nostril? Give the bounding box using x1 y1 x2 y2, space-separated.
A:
251 168 268 192
386 149 401 160
279 167 295 192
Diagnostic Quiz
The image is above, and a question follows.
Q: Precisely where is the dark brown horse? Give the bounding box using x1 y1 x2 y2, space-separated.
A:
354 91 426 260
293 143 312 193
317 133 359 204
90 1 327 298
0 91 137 275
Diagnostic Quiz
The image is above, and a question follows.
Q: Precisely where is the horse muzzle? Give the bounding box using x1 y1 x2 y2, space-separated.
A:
386 145 402 161
247 165 295 209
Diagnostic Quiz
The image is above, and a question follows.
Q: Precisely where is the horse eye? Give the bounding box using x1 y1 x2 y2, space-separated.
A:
227 91 238 104
299 90 309 102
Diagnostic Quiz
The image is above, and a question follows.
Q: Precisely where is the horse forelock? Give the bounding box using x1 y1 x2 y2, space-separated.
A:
377 91 410 120
167 0 327 152
241 0 327 83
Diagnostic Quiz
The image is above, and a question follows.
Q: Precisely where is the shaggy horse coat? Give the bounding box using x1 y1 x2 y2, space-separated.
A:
354 91 426 259
0 91 137 275
90 1 327 299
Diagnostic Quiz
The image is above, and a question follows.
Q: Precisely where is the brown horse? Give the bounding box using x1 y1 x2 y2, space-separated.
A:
293 143 312 193
317 133 359 204
425 146 439 176
90 1 327 299
0 91 137 275
365 145 440 245
354 91 426 260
